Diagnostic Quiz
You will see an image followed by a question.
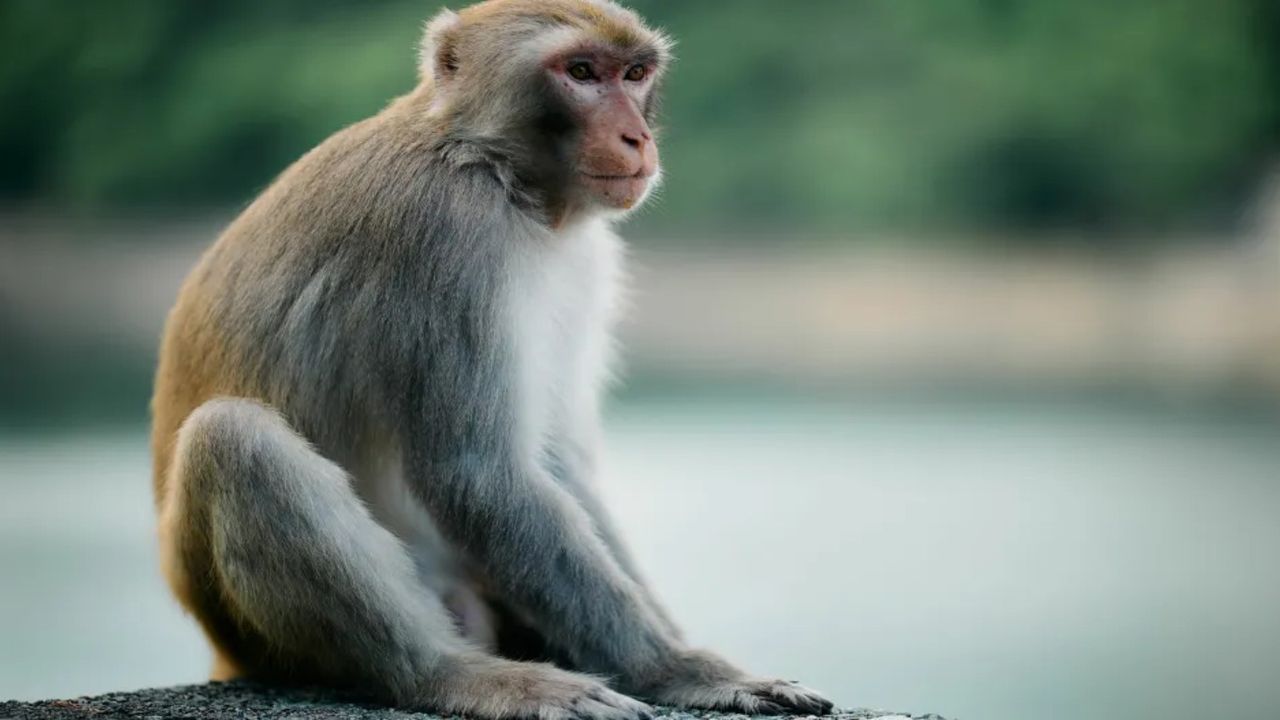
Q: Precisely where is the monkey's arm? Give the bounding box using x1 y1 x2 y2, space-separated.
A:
545 437 683 639
406 406 680 684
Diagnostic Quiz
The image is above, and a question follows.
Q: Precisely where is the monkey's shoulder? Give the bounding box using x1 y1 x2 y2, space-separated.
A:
269 117 514 232
208 121 524 278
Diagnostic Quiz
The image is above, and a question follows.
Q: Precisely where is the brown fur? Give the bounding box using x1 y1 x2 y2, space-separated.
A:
459 0 654 48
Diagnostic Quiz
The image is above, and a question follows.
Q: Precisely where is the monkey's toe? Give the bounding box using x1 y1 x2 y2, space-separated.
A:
572 689 653 720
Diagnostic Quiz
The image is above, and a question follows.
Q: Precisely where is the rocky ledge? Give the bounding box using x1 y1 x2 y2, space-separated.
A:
0 682 948 720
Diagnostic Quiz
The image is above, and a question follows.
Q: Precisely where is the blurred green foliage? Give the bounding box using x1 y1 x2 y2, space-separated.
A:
2 0 1278 235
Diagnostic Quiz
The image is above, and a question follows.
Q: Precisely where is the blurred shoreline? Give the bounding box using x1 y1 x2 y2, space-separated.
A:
3 213 1280 427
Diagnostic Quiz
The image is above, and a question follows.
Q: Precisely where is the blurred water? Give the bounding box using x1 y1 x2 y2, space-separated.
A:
2 398 1279 720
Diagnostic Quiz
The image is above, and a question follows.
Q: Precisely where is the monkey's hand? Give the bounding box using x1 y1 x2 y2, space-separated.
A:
434 656 654 720
632 649 834 716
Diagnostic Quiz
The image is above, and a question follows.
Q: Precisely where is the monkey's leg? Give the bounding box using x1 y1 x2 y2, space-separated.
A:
161 398 652 720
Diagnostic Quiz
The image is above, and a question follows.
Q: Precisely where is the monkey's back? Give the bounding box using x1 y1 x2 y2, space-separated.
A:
149 91 514 507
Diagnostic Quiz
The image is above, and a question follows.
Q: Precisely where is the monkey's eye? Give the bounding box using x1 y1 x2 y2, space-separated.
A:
567 62 596 82
624 64 647 82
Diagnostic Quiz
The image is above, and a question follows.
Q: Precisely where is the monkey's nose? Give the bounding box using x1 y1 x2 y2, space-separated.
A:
610 126 657 177
620 130 650 152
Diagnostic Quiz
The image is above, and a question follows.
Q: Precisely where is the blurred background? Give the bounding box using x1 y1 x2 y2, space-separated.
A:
2 1 1280 719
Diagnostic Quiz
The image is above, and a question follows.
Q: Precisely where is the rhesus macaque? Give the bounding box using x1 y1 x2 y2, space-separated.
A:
151 1 833 717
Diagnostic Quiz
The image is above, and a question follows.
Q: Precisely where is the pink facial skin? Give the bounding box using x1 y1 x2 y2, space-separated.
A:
545 47 659 210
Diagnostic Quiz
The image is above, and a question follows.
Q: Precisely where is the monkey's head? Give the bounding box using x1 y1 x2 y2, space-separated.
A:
421 0 672 224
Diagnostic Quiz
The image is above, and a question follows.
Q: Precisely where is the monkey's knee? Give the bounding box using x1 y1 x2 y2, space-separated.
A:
166 397 358 561
166 397 347 528
163 398 275 540
164 399 290 562
171 397 301 493
177 397 280 449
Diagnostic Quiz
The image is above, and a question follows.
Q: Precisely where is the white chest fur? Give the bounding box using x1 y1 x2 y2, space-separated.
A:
504 219 623 460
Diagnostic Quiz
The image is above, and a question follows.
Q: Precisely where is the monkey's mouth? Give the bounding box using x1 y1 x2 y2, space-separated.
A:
580 171 653 207
580 170 652 182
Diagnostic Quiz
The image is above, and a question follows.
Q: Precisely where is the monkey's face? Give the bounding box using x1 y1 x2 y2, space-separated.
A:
423 1 671 223
542 46 662 213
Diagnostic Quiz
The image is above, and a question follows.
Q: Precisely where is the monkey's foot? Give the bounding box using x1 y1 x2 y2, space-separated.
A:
436 658 654 720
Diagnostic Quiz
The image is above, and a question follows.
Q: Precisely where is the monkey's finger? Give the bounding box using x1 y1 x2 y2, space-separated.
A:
750 699 791 716
785 693 835 716
756 684 834 716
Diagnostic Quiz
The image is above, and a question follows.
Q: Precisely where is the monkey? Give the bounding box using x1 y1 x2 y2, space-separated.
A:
150 1 834 718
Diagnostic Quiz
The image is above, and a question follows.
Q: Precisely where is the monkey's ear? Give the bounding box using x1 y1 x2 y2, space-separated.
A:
420 8 462 85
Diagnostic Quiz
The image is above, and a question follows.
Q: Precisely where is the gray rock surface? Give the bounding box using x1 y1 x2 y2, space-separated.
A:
0 683 947 720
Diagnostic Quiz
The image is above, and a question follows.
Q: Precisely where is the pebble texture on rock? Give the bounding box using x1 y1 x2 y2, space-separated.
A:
0 682 948 720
